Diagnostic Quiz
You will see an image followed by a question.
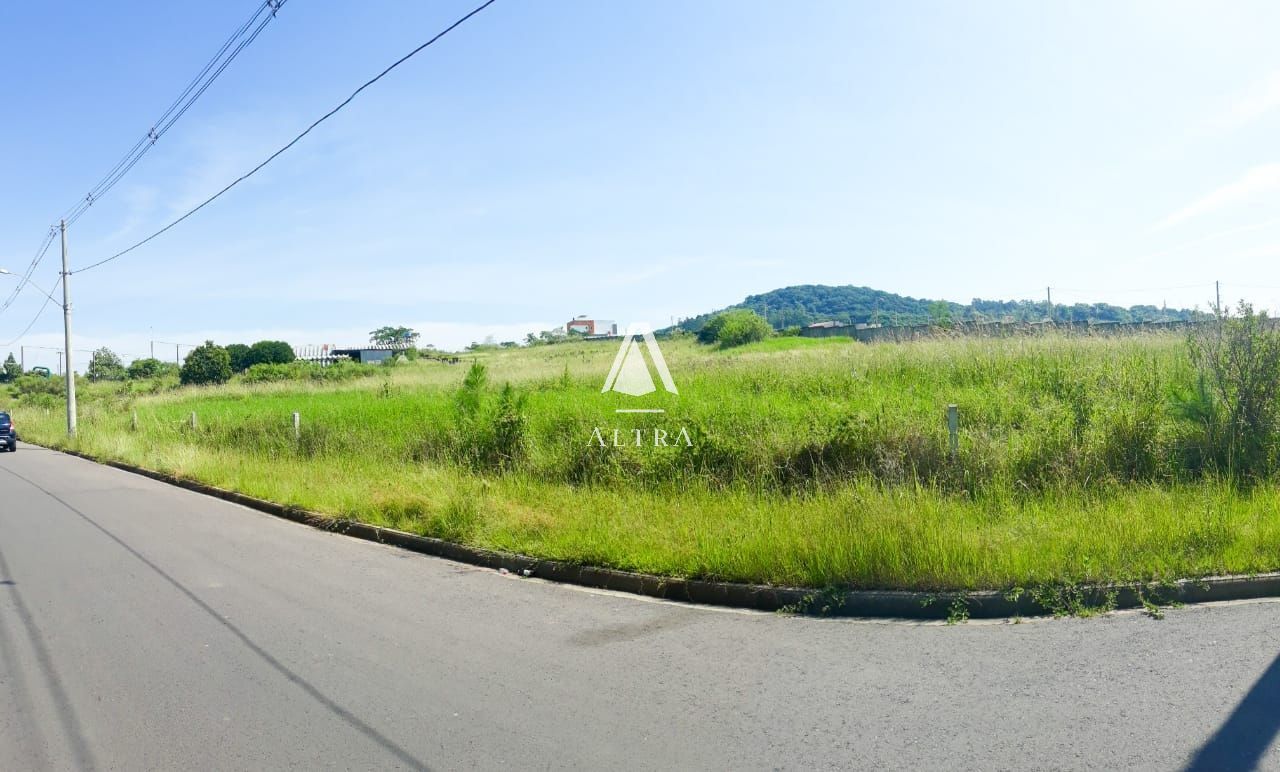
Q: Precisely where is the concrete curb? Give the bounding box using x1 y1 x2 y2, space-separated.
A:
43 445 1280 620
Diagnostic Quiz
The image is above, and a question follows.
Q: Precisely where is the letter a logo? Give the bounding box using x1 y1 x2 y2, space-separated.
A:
602 323 678 397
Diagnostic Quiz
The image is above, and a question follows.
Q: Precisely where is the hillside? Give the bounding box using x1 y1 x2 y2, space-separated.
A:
676 284 1201 331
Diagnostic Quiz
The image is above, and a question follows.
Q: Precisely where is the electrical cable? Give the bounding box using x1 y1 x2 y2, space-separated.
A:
1 228 58 314
74 0 496 274
60 1 287 227
1 277 63 348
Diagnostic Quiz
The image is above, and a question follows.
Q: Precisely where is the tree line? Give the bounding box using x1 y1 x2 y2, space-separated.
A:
3 326 428 386
0 340 296 386
675 284 1206 333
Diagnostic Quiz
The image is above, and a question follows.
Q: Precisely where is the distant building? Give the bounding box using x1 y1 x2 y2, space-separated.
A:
329 343 412 365
566 315 618 337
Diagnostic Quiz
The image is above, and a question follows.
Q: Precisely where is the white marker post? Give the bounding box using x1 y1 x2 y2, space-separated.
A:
947 404 959 458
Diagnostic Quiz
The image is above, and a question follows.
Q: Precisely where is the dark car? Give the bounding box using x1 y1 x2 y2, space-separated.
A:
0 412 15 452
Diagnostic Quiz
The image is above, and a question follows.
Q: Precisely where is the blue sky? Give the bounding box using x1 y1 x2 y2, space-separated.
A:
3 1 1280 370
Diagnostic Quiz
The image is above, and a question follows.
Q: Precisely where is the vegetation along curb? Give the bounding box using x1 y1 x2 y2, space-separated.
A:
45 445 1280 620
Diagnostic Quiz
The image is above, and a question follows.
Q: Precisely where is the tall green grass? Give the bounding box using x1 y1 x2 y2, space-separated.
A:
13 332 1280 590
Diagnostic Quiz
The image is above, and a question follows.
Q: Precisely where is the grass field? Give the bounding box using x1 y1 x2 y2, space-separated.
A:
11 332 1280 592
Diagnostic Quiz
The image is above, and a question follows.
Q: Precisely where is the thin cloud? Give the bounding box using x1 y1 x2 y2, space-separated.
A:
1228 242 1280 261
1212 71 1280 133
1156 163 1280 230
1146 215 1280 258
1159 72 1280 157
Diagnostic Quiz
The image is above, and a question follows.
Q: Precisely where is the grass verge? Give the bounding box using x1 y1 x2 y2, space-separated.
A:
12 333 1280 591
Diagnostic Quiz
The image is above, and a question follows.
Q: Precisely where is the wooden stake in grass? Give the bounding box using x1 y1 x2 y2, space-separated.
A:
131 411 138 432
190 412 197 430
293 412 301 442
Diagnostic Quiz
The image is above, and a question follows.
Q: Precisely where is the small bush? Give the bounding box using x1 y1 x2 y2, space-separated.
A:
696 315 728 345
240 363 298 384
697 309 774 348
239 360 378 384
127 358 178 380
1185 303 1280 480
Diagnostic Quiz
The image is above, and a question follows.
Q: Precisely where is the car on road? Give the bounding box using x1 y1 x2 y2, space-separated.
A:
0 412 16 452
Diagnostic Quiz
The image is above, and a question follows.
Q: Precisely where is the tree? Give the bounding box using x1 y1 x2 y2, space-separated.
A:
369 326 419 346
180 341 232 386
928 300 954 327
87 348 126 381
1 353 19 382
226 343 252 373
127 358 176 380
247 340 295 367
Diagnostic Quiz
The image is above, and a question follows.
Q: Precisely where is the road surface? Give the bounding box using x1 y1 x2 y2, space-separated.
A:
1 445 1277 770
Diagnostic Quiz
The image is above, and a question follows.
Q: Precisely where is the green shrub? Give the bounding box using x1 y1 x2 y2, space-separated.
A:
127 358 178 380
239 360 379 384
697 309 773 347
1185 304 1280 480
240 363 297 384
413 363 530 473
180 341 232 386
695 314 727 345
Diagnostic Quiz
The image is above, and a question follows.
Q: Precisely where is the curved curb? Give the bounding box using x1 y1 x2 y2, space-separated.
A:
39 445 1280 620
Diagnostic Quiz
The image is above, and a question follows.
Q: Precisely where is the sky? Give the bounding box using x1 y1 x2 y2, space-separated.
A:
3 1 1280 371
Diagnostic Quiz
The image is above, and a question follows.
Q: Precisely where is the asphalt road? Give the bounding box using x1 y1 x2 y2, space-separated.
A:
1 445 1278 771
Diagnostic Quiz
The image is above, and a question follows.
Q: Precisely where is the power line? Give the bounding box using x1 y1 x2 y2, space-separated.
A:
0 1 288 327
74 0 497 274
1 276 63 348
60 0 288 227
1221 282 1280 291
0 228 58 314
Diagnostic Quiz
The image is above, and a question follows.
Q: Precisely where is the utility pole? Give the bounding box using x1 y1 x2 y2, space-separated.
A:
151 340 155 359
61 220 77 437
1215 280 1221 315
19 346 23 372
1046 286 1052 321
175 344 180 367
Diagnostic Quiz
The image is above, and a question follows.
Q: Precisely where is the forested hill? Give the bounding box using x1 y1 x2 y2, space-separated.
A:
675 285 1201 331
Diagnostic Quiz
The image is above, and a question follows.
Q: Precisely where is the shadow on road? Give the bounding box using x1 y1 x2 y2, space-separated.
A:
0 463 431 772
0 546 95 770
1185 651 1280 771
